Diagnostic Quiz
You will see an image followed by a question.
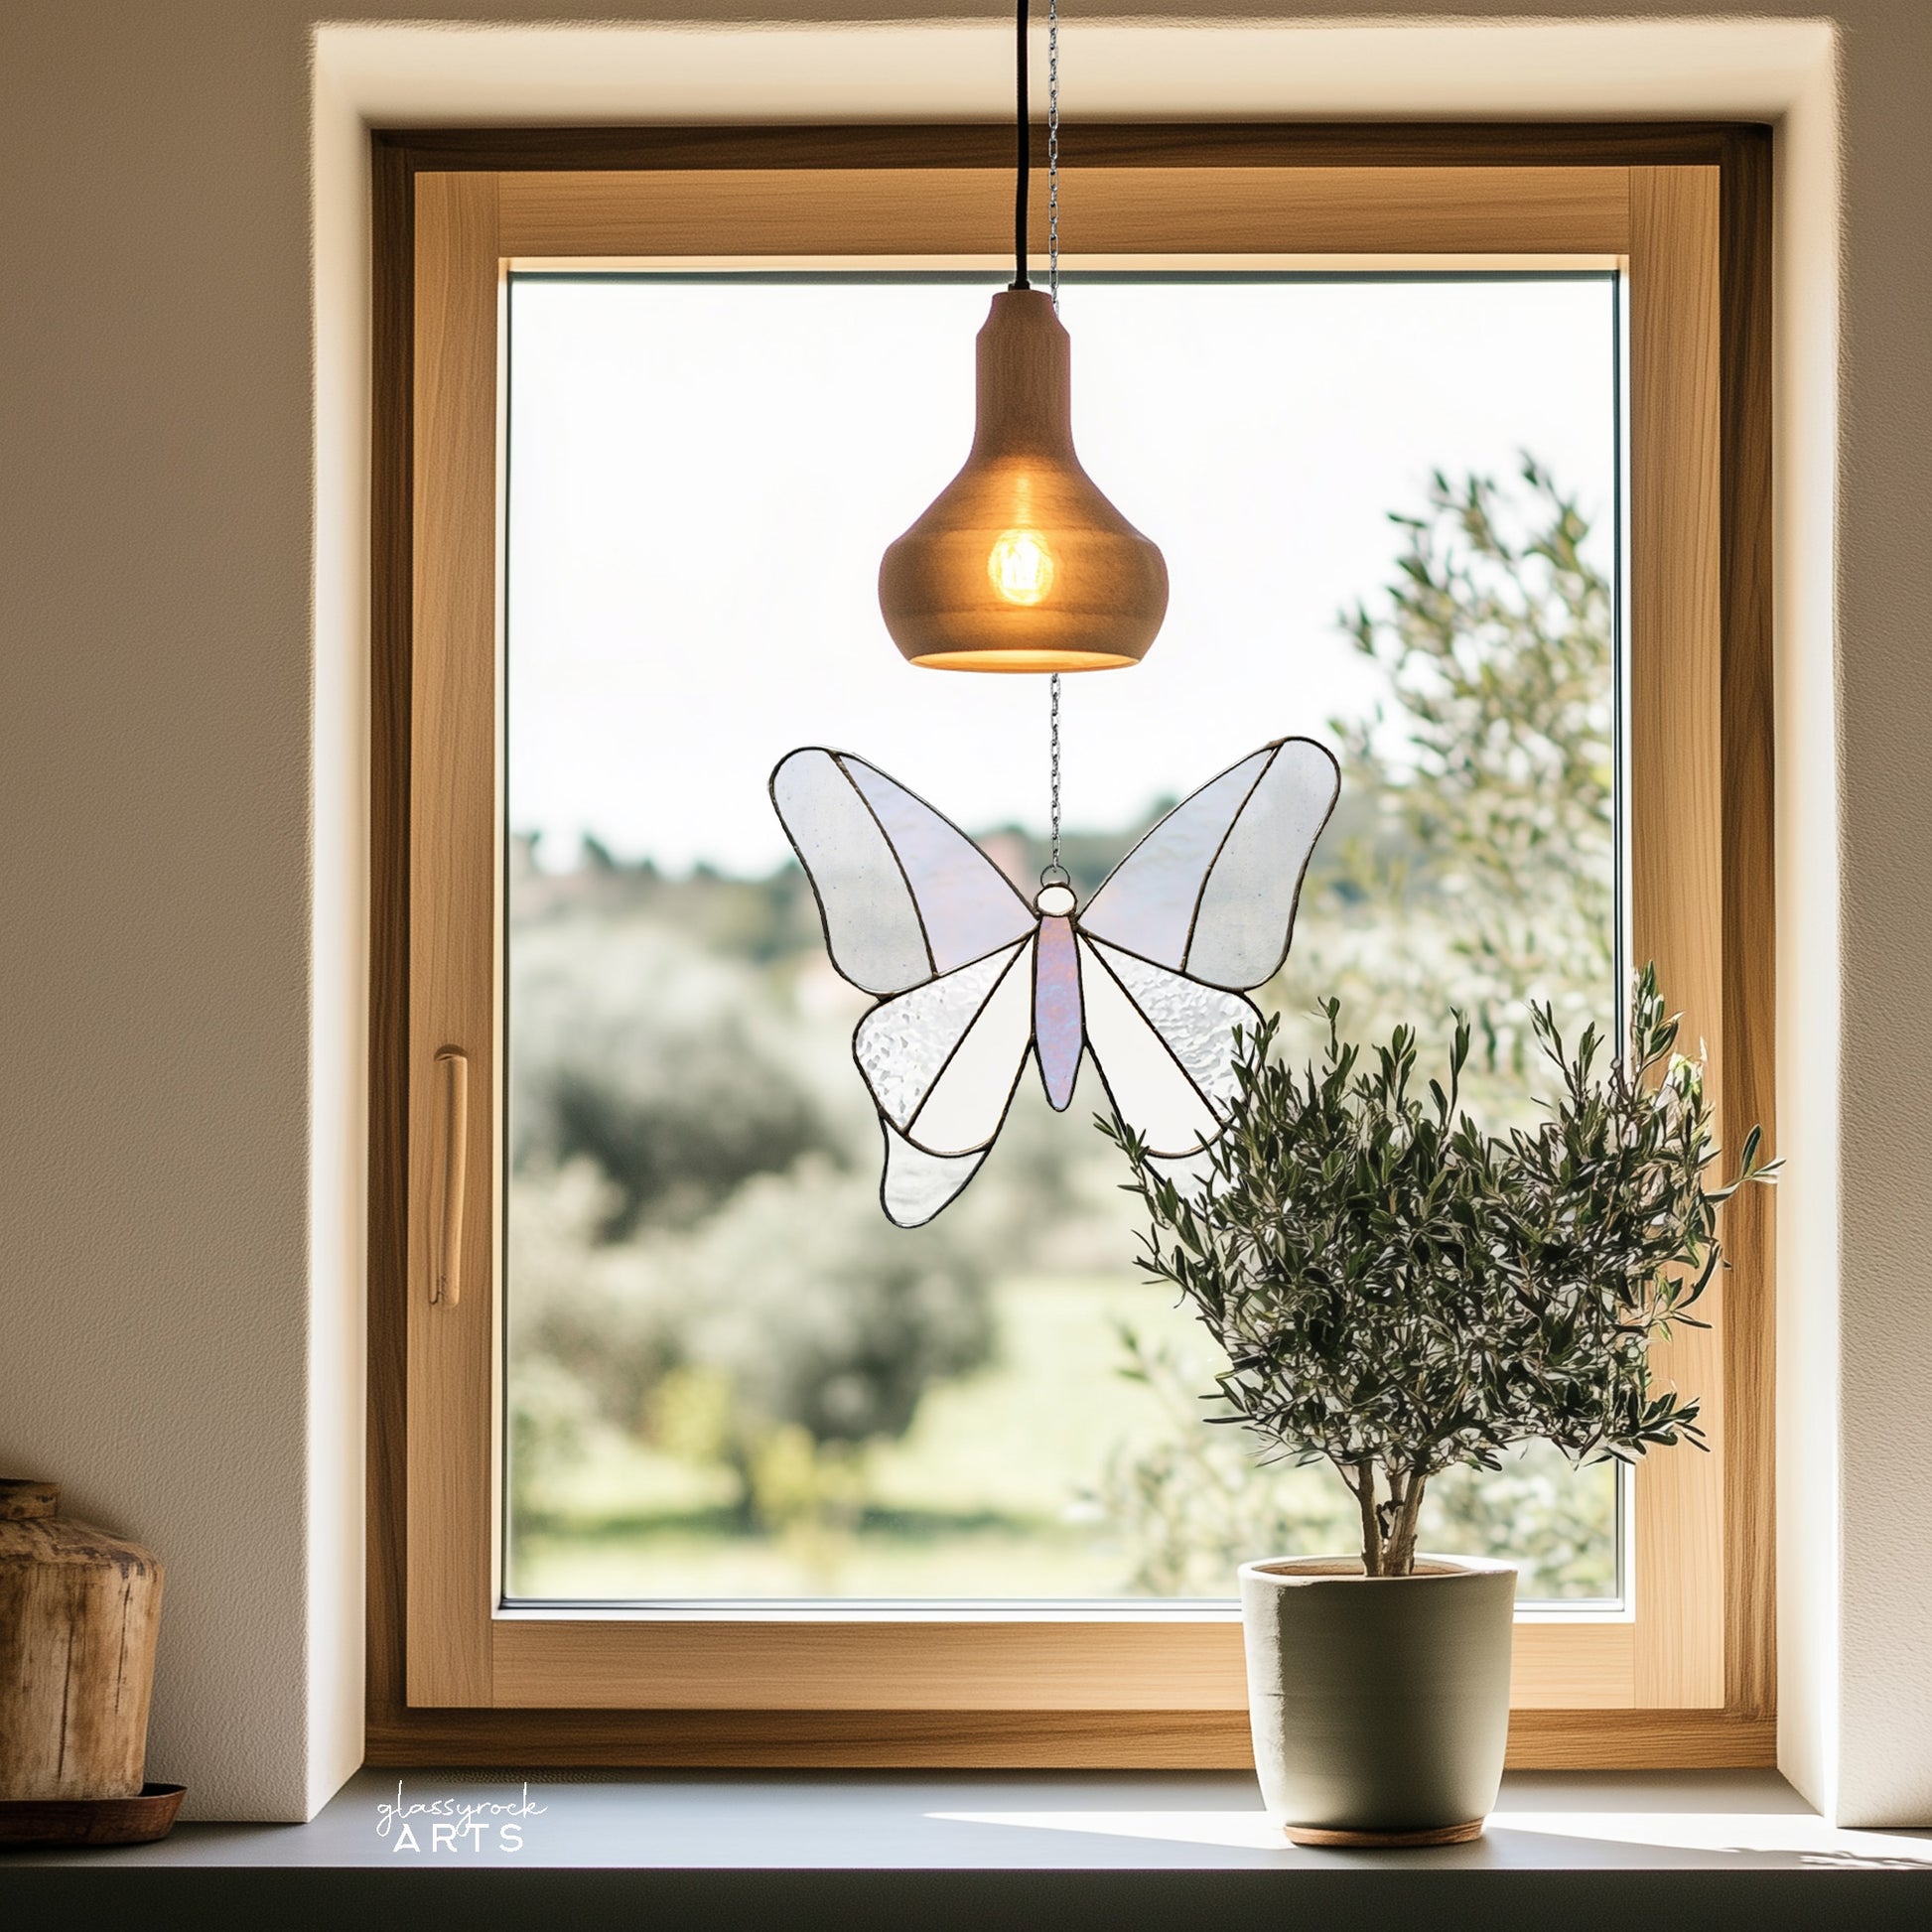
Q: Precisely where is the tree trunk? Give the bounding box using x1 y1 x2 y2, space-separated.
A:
1383 1471 1429 1577
1349 1459 1382 1576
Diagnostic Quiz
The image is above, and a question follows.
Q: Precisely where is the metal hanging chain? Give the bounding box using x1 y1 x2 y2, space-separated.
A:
1039 0 1065 890
1014 0 1060 298
1047 0 1059 309
1043 671 1066 886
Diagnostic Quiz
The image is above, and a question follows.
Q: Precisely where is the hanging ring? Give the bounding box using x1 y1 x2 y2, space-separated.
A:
1039 862 1071 888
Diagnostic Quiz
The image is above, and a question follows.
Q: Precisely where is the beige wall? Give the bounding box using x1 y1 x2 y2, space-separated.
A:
0 2 1921 1826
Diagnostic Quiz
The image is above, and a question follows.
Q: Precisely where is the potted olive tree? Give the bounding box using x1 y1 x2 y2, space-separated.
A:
1103 966 1772 1847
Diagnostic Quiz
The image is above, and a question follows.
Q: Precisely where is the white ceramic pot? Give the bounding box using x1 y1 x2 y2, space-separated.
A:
1240 1553 1516 1847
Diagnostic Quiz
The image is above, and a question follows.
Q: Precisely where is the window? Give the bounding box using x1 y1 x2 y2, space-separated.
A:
503 270 1622 1608
371 127 1773 1768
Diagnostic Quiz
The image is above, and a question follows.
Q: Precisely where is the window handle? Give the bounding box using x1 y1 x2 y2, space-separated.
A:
432 1046 470 1307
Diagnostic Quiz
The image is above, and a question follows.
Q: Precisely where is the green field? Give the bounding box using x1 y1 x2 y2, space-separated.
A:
512 1263 1619 1603
510 1272 1352 1600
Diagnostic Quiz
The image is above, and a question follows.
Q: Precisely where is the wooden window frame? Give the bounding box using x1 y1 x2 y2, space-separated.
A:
368 124 1773 1770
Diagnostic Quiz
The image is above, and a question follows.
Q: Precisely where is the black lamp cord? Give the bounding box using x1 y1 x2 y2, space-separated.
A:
1011 0 1061 301
1011 0 1068 843
1012 0 1031 290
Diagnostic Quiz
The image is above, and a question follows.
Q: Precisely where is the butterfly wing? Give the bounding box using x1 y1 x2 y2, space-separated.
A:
876 1121 992 1231
1078 737 1339 991
771 748 1036 995
855 939 1035 1157
855 938 1037 1227
1077 737 1334 1180
1078 935 1261 1159
771 748 1043 1228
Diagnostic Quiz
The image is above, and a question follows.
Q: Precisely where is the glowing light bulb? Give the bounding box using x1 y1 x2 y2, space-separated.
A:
988 529 1054 606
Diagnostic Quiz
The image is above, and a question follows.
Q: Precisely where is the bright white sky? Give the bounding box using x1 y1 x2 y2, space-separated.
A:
507 275 1615 877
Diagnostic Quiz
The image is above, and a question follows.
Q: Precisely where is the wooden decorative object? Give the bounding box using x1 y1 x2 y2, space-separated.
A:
1286 1819 1484 1849
0 1784 185 1850
878 289 1169 672
0 1478 165 1802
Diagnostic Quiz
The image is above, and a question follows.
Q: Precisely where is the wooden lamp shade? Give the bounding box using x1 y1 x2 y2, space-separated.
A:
879 289 1169 672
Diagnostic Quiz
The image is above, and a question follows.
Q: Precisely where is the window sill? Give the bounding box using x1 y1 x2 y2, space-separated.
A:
9 1768 1930 1927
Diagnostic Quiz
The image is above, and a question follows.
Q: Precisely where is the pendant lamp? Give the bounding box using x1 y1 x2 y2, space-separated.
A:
878 0 1169 673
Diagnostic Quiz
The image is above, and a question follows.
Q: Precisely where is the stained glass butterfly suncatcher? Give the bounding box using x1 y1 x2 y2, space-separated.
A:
770 739 1340 1227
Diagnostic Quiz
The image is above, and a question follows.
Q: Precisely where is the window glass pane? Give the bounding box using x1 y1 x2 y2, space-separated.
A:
504 274 1619 1604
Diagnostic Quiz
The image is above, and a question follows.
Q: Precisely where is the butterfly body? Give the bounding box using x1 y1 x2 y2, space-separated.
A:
771 738 1339 1227
1032 911 1082 1111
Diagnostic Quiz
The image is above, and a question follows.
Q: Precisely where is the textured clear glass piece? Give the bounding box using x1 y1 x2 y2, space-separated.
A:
1077 750 1272 968
842 757 1036 973
1185 739 1341 989
1033 915 1083 1110
879 1118 988 1229
1145 1148 1224 1200
770 749 931 994
907 941 1035 1155
855 941 1026 1129
1078 941 1222 1157
1090 939 1257 1112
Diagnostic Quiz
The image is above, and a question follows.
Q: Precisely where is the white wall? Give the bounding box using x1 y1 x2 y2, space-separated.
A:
2 1 325 1822
3 1 1923 1826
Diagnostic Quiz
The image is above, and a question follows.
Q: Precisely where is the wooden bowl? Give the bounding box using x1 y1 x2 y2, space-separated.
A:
0 1783 186 1849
